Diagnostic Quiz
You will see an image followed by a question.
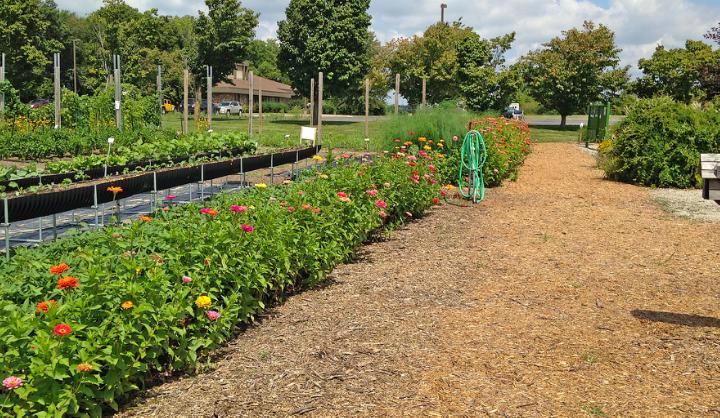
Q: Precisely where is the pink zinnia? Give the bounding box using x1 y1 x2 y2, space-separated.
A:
182 276 192 284
206 310 221 321
366 189 379 197
340 153 351 159
378 210 387 219
375 200 387 209
337 191 348 199
287 206 296 213
164 195 177 201
418 151 428 157
2 376 22 390
230 205 247 213
241 224 254 233
407 155 417 162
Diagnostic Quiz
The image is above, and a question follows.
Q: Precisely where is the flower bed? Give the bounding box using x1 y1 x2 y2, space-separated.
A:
0 153 441 416
388 117 532 187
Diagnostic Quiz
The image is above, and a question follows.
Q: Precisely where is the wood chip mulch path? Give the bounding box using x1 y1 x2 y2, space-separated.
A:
118 143 720 417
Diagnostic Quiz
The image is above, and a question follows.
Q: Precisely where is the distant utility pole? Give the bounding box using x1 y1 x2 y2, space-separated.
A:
441 3 447 23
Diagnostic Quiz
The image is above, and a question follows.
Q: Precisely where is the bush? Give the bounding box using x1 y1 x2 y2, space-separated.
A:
0 154 441 416
599 96 720 188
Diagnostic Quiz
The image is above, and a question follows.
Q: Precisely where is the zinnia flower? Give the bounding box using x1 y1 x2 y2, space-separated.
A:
49 263 70 275
195 295 212 309
182 276 193 284
57 276 79 290
301 204 312 210
107 186 123 194
287 206 296 213
241 224 254 233
200 208 219 217
319 174 329 179
311 208 321 214
337 192 348 199
255 183 268 189
375 200 388 209
433 197 440 205
312 155 324 161
378 210 387 219
2 376 22 390
340 153 351 159
407 155 417 162
164 195 177 201
230 205 247 213
206 310 221 321
121 301 134 310
36 300 57 314
139 215 152 222
366 189 379 197
53 323 72 337
76 363 93 373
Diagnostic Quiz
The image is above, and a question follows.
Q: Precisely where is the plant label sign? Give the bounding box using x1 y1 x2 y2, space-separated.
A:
114 101 121 110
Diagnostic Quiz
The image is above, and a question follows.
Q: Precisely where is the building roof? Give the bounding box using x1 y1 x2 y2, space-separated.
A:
215 75 294 99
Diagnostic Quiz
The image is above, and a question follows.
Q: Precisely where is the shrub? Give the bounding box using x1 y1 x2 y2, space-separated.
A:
0 154 441 416
599 96 720 188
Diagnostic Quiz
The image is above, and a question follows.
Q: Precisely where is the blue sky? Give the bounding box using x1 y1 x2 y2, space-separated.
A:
56 0 720 72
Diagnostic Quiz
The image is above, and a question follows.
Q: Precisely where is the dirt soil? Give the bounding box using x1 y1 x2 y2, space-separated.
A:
117 143 720 417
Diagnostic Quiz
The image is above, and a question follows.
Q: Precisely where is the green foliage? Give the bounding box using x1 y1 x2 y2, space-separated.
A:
599 96 720 188
520 21 629 125
247 39 291 85
0 0 67 101
378 105 474 149
278 0 372 99
0 154 440 416
633 40 720 103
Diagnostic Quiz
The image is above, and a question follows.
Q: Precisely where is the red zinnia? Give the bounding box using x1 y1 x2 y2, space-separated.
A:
53 323 72 337
337 191 348 199
433 197 440 205
36 300 57 314
49 263 70 275
57 276 79 290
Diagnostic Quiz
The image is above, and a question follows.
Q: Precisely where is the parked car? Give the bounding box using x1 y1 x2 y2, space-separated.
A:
30 98 50 109
218 101 242 116
502 106 524 120
177 98 218 114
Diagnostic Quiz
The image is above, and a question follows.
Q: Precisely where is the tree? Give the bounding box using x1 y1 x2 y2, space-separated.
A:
633 40 720 103
247 39 290 85
277 0 372 123
521 21 628 126
386 21 516 110
0 0 67 101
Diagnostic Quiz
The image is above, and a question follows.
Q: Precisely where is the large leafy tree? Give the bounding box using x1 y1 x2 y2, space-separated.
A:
0 0 67 101
521 21 629 126
277 0 372 122
633 40 720 103
247 39 290 85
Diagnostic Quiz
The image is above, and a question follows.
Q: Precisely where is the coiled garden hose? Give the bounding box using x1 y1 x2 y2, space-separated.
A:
458 130 487 203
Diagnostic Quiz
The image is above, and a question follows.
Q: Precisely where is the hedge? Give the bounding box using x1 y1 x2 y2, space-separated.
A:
0 154 440 416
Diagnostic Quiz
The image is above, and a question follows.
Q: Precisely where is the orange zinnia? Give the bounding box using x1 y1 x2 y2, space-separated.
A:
107 186 123 194
57 276 79 290
139 215 153 222
76 363 93 372
36 299 58 313
49 263 70 275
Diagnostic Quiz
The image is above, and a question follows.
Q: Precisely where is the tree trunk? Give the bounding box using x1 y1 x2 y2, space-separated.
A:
560 114 567 127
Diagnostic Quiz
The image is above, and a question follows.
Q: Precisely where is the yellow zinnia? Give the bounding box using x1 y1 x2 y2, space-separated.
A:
423 145 432 151
255 183 268 189
121 301 134 310
195 295 212 309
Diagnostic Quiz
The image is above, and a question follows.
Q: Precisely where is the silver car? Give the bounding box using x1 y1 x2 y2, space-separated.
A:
218 101 242 116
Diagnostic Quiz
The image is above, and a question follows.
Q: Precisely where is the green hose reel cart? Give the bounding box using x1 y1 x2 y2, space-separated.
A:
458 129 487 204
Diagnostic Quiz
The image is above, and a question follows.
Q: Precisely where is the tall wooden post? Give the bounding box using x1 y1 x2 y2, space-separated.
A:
1 53 6 120
422 77 427 106
113 54 122 130
206 65 213 131
259 88 263 135
72 40 78 94
248 71 254 135
310 78 315 125
318 72 323 144
156 65 162 127
54 53 61 129
364 78 370 139
394 73 400 114
182 69 189 134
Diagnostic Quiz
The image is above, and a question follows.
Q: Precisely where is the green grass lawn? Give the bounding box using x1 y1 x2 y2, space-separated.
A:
161 113 386 151
530 124 581 143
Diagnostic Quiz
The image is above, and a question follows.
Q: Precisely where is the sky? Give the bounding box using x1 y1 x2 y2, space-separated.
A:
55 0 720 73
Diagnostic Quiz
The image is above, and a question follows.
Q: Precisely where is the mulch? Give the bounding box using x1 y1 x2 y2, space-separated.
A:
117 143 720 417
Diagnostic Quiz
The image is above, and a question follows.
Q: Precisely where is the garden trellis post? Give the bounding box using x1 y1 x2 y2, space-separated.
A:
54 53 61 129
156 65 162 127
183 69 189 134
365 78 370 139
318 72 323 144
206 65 213 132
248 71 254 136
395 73 400 114
259 88 263 135
0 53 5 120
422 77 427 106
113 54 122 131
310 78 315 125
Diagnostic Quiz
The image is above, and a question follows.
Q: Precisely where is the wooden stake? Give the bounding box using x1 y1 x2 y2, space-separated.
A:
248 71 254 136
395 73 400 114
318 72 323 144
183 69 189 134
310 78 315 125
422 77 427 106
259 88 263 135
54 53 61 129
364 78 370 139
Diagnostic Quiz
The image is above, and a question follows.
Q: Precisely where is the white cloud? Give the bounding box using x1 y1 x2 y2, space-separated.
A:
55 0 720 71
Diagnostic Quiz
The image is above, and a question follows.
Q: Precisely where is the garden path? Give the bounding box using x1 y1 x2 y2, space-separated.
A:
118 143 720 417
